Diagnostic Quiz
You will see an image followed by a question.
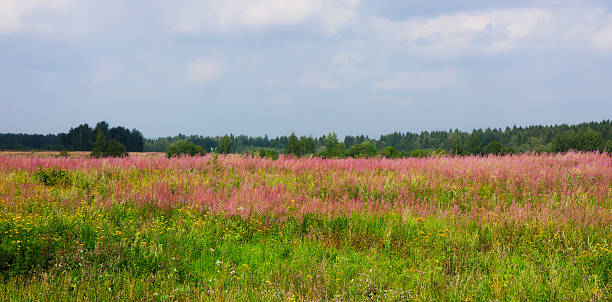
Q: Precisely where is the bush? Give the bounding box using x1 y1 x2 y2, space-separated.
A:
33 167 71 186
166 140 206 158
257 148 279 160
56 149 69 158
381 147 407 159
346 141 377 158
410 149 428 158
381 146 397 158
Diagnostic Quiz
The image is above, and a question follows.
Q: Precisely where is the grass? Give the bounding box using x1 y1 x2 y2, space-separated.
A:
0 153 610 301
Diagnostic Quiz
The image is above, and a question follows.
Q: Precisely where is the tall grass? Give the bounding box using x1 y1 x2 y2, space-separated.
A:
0 152 610 300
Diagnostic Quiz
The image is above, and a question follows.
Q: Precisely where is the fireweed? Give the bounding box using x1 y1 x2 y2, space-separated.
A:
0 152 610 301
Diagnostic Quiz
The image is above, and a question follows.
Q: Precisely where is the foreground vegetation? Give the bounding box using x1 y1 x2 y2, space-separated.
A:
0 153 610 300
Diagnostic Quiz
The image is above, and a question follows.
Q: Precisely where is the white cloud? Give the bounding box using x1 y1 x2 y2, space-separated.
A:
372 69 459 91
369 6 612 56
372 8 553 55
0 0 73 34
157 0 359 35
239 0 320 27
187 56 228 85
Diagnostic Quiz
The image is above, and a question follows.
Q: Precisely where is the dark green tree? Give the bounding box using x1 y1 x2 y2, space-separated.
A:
552 130 577 152
299 135 315 155
219 135 232 154
575 128 603 151
451 133 464 155
467 131 482 155
94 121 110 138
322 132 345 158
91 130 128 158
285 132 300 156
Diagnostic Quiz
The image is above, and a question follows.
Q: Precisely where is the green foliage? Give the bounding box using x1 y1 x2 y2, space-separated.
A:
381 146 397 158
299 135 315 155
552 128 604 152
58 121 143 152
90 131 128 158
56 149 69 158
1 154 611 300
5 120 612 156
33 167 70 186
166 140 206 158
346 141 377 158
379 146 408 159
285 132 300 156
410 149 428 158
256 148 279 160
467 131 482 155
451 133 464 155
483 141 513 155
219 135 232 154
1 202 610 301
321 132 345 158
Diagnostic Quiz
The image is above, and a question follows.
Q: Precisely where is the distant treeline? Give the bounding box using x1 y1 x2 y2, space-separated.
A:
0 121 144 152
1 120 610 156
145 120 612 157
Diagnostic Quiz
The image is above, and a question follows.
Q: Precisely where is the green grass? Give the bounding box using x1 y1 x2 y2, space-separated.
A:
0 199 610 301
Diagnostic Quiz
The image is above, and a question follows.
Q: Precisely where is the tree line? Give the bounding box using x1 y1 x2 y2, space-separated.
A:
1 120 610 157
150 120 611 158
0 121 144 153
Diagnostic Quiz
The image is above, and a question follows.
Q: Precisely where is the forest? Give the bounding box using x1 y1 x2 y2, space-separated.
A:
1 120 610 156
145 120 612 157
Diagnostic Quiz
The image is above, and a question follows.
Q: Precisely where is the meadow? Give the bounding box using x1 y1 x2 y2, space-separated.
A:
0 152 610 301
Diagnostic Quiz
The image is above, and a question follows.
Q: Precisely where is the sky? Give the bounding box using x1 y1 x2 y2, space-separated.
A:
1 0 611 138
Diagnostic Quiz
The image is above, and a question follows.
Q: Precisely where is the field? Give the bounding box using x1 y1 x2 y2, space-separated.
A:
0 152 610 301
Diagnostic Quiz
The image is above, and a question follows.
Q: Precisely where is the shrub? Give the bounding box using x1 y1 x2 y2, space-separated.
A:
346 141 377 158
57 149 69 158
166 140 206 158
381 147 407 158
33 167 70 186
381 146 397 158
257 148 279 160
410 149 428 158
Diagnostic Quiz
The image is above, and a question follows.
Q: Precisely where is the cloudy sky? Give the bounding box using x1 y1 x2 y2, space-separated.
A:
1 0 611 138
